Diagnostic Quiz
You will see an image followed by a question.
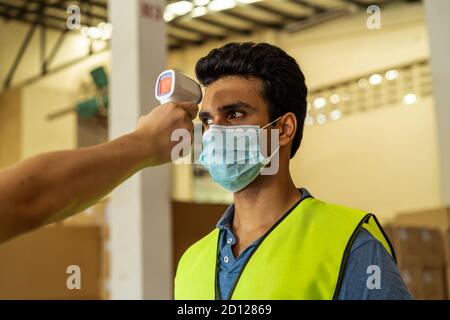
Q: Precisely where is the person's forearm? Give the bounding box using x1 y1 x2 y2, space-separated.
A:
0 132 154 242
0 101 198 243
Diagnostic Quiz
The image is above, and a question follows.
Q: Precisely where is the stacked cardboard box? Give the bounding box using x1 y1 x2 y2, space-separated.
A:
0 226 101 299
394 206 450 299
62 199 108 226
447 229 450 300
61 199 110 299
383 225 447 299
384 221 448 299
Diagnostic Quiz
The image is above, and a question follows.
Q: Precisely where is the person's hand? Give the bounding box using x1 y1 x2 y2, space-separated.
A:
132 102 199 166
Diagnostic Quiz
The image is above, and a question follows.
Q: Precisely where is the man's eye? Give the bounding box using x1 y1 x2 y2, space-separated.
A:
228 111 244 120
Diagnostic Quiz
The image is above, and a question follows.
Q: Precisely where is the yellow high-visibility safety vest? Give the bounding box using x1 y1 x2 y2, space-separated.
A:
174 196 396 300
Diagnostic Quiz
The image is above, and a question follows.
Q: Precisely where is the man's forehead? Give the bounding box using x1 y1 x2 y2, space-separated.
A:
201 76 265 111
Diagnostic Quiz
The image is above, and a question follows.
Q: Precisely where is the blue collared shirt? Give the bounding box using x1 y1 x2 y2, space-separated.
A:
216 188 413 300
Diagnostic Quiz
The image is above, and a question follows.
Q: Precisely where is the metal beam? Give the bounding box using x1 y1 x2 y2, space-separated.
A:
2 11 97 30
287 0 328 13
221 10 284 29
0 2 99 29
195 16 252 35
4 21 38 89
16 0 32 20
251 2 308 21
0 12 66 31
13 0 108 23
284 7 353 33
339 0 368 9
170 21 226 41
44 29 67 68
39 1 47 75
71 0 107 10
168 33 204 46
169 44 182 50
22 44 110 87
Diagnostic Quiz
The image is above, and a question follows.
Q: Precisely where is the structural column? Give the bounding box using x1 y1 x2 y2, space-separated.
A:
424 0 450 206
109 0 171 299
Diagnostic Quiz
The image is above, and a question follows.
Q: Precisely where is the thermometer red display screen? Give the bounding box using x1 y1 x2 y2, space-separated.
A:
159 76 172 95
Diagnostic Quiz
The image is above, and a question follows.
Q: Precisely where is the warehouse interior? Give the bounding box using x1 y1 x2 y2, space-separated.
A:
0 0 449 300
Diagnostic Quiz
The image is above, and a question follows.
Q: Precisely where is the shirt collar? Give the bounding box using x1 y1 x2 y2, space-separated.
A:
216 203 235 231
216 187 311 231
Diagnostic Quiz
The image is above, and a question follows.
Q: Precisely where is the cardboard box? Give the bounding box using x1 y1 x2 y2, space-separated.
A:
395 207 450 232
63 200 108 226
384 226 422 267
447 267 450 299
61 200 111 300
400 266 423 299
0 226 101 299
418 229 445 267
421 268 447 300
395 207 450 266
385 224 449 299
391 227 447 268
399 266 447 300
447 230 450 266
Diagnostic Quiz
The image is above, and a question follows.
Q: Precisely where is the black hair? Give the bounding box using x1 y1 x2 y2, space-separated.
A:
195 42 308 158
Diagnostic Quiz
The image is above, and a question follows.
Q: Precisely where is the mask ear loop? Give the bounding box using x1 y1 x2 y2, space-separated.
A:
259 116 283 164
260 116 283 130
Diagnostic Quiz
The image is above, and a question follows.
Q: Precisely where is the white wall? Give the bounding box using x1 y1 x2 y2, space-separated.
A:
281 3 429 89
292 97 441 222
21 84 77 158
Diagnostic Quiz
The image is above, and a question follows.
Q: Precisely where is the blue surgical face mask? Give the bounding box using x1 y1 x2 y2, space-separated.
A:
199 118 281 192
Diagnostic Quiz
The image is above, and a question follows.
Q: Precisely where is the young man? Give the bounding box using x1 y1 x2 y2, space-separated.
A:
175 42 412 300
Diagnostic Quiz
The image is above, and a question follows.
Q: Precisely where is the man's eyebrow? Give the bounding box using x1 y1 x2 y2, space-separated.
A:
219 101 257 112
198 110 211 120
199 101 257 120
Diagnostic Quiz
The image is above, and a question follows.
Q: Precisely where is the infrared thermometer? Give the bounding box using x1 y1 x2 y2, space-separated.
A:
155 69 202 104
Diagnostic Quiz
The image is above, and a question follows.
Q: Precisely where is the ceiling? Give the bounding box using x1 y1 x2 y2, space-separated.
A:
0 0 397 50
0 0 407 90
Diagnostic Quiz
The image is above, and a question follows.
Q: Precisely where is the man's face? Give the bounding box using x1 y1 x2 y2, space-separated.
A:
198 76 271 130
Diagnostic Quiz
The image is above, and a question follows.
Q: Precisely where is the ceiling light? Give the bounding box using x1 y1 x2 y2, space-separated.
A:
194 0 210 6
87 26 103 40
330 94 340 104
403 93 417 105
166 1 194 16
208 0 236 11
385 69 399 81
305 116 314 126
330 109 342 121
316 114 327 125
100 23 113 40
313 97 327 109
164 11 176 22
369 74 383 85
191 6 208 17
80 26 89 37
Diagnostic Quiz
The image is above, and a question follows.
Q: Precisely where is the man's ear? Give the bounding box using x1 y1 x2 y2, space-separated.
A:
278 112 297 148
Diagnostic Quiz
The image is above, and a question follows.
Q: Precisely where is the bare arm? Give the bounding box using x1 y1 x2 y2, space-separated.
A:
0 102 198 243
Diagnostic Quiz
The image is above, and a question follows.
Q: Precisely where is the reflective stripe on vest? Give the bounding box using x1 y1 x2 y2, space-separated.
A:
174 196 396 300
